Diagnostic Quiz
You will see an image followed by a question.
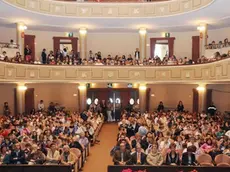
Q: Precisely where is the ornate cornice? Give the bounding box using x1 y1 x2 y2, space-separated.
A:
3 0 214 18
0 58 229 83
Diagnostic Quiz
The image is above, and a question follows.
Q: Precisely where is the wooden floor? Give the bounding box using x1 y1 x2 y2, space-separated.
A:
83 123 117 172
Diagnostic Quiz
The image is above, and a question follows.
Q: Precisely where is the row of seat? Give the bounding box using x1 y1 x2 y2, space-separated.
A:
197 154 230 167
70 121 103 172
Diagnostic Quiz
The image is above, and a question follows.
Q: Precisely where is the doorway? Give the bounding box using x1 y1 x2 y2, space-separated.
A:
87 88 139 121
24 35 35 61
154 43 169 60
150 37 175 58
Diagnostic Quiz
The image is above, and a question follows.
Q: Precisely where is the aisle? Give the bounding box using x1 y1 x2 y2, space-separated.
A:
83 123 118 172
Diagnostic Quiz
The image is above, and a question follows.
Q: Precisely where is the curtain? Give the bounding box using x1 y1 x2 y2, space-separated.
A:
192 36 200 62
168 38 175 57
193 88 199 113
71 38 78 54
25 88 35 114
150 39 156 58
53 37 60 53
24 35 35 61
206 89 212 110
146 88 151 112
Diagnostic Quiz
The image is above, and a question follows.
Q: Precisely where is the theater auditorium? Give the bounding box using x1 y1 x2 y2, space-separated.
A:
0 0 230 172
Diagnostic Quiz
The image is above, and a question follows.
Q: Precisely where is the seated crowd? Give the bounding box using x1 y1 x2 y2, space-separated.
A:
0 45 229 66
206 38 230 49
111 101 230 166
0 100 103 170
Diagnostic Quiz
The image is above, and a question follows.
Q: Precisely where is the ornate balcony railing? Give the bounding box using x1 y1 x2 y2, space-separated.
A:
0 57 229 83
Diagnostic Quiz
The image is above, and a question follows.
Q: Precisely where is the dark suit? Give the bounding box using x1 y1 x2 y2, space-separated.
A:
10 150 26 164
165 152 180 165
41 51 47 64
181 152 196 165
24 48 31 56
130 152 147 165
113 150 131 165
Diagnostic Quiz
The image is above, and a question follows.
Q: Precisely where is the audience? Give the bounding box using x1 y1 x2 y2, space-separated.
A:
0 101 103 169
111 101 230 167
0 48 229 66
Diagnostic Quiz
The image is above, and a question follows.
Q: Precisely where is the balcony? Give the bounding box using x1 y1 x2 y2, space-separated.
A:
0 58 229 83
2 0 214 18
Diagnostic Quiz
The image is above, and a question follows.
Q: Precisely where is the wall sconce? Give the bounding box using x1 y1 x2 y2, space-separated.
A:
78 85 86 90
18 85 27 91
18 25 27 31
196 86 205 91
139 28 147 35
139 85 147 91
79 28 87 35
197 25 206 32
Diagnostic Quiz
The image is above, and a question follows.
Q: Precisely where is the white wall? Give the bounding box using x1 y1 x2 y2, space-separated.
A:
208 84 230 112
87 33 139 58
1 26 230 60
208 27 230 44
26 30 79 60
148 84 195 112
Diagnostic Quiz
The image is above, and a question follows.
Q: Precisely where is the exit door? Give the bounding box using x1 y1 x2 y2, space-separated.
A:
109 90 121 121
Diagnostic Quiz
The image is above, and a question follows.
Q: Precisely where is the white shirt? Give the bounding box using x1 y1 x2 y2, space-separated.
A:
38 103 44 110
225 130 230 138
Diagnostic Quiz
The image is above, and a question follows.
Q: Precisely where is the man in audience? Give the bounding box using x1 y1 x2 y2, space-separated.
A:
10 143 26 164
130 143 147 165
113 143 131 165
208 102 217 116
38 100 45 111
181 146 196 166
41 49 47 64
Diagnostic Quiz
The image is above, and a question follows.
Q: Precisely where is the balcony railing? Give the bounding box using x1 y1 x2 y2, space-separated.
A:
55 0 168 2
0 58 229 83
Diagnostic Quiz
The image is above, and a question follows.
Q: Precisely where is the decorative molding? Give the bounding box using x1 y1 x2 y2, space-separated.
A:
3 0 214 18
0 58 230 83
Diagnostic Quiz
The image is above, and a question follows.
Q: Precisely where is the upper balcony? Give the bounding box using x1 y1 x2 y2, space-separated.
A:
2 0 214 18
0 58 229 83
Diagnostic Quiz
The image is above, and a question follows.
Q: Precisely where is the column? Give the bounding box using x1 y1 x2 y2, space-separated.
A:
139 84 147 113
139 28 147 60
79 28 87 59
197 84 207 112
78 84 87 112
16 22 27 58
197 24 208 57
16 83 27 114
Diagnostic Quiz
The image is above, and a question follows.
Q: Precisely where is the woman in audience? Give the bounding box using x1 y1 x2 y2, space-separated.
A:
27 144 45 165
157 102 164 112
3 102 10 116
60 145 76 166
24 45 32 63
0 145 10 164
177 101 184 112
46 143 60 164
146 143 163 166
165 143 180 165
